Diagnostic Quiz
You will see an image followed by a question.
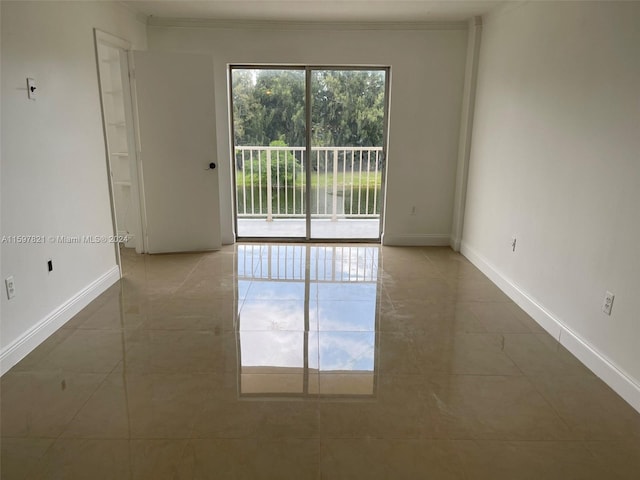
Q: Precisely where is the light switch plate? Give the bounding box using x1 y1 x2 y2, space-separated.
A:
27 77 37 99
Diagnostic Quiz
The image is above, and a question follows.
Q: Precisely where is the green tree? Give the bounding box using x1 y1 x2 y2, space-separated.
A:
242 140 301 187
311 70 385 147
232 68 385 149
233 69 305 147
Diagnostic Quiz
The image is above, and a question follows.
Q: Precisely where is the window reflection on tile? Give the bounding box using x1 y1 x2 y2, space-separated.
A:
318 331 376 396
318 332 376 371
240 331 305 394
317 301 376 331
239 300 307 331
236 245 379 397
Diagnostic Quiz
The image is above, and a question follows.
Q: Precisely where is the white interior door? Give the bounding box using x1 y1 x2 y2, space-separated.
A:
132 51 221 253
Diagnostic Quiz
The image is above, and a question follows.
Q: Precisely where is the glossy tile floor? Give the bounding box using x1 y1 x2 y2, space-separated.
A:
2 244 640 479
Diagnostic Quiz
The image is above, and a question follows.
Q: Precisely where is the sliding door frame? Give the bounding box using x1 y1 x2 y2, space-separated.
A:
229 64 391 243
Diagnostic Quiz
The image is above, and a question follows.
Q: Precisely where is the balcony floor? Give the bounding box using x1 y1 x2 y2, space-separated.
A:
237 218 380 239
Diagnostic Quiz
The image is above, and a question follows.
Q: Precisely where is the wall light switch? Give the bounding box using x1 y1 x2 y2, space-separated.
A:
27 77 37 99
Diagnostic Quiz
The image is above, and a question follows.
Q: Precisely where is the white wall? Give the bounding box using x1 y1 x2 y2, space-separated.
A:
0 1 147 372
146 23 468 245
462 2 640 409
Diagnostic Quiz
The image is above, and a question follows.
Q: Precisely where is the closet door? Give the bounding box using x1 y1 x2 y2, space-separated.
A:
132 51 221 253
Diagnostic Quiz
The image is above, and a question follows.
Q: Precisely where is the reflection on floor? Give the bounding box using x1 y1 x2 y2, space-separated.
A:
2 244 640 479
237 245 378 397
237 218 380 239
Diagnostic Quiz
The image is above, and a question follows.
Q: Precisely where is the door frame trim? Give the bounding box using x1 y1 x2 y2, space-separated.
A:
94 29 148 265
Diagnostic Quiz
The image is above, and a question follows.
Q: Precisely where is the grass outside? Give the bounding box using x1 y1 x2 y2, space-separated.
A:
236 171 382 188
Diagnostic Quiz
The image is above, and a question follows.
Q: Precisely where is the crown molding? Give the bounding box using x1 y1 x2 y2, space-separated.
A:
135 11 151 25
146 17 469 31
118 1 151 25
482 0 527 25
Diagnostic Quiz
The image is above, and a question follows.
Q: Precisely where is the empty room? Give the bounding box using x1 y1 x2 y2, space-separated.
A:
1 1 639 478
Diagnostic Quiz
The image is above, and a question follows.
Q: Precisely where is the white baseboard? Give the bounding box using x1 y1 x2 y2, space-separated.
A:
460 241 640 414
449 235 462 252
0 266 121 376
383 233 451 246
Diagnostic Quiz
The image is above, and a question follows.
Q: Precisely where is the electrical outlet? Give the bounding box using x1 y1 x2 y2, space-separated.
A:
602 291 615 316
511 236 517 252
5 276 15 300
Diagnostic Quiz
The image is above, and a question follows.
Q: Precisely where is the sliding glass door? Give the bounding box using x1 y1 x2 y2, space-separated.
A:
231 68 307 238
230 66 389 241
309 69 387 239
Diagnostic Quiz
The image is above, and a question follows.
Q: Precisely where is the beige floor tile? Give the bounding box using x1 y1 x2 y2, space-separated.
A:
125 373 213 438
377 332 520 376
530 374 640 439
468 302 536 333
180 438 320 480
381 252 437 278
9 328 75 373
2 244 639 479
446 278 512 303
192 378 320 438
74 298 145 330
140 297 236 331
449 302 490 332
37 329 126 373
372 331 421 374
502 333 593 376
62 284 122 329
425 375 574 440
534 331 594 363
321 438 466 480
61 373 130 439
1 371 106 437
428 258 488 281
319 375 431 438
378 301 487 334
455 440 615 480
505 303 546 333
317 372 376 396
174 276 235 300
585 440 640 480
0 438 54 480
381 295 441 314
383 279 457 304
123 330 236 374
377 332 421 374
30 439 131 480
130 439 190 480
440 333 521 375
381 266 443 283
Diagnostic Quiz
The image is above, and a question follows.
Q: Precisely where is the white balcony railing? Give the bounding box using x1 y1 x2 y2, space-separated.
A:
235 146 383 221
237 244 379 283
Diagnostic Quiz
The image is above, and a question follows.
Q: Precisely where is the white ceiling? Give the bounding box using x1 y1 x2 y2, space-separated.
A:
123 0 506 23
